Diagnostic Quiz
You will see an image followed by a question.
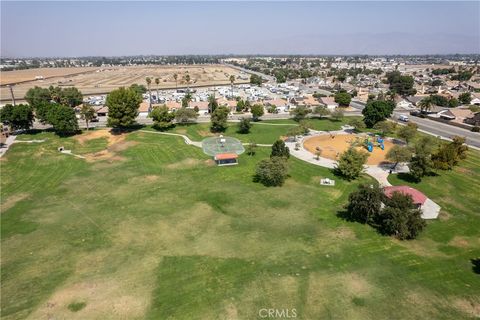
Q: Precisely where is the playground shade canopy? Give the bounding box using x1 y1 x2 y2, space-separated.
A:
202 136 245 156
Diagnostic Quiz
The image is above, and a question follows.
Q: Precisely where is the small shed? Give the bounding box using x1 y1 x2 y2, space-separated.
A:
214 153 239 166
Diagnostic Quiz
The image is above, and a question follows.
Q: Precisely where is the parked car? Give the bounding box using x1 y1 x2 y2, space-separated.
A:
399 115 409 122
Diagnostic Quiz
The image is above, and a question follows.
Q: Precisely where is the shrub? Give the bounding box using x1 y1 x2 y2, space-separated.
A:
335 148 368 180
472 126 480 132
270 140 290 159
345 184 383 224
379 192 426 240
237 117 252 134
253 156 289 187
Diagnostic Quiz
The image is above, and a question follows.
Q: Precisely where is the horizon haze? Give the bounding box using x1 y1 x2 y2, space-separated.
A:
1 1 479 57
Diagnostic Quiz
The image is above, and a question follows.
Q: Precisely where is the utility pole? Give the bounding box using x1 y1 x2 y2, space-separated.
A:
8 85 16 106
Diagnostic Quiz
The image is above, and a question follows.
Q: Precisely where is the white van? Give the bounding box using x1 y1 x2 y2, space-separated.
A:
399 115 409 122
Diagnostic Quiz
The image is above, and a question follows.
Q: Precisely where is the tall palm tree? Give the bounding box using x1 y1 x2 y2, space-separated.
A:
154 78 160 103
173 73 178 90
146 77 152 109
418 97 432 114
185 74 191 91
229 75 235 99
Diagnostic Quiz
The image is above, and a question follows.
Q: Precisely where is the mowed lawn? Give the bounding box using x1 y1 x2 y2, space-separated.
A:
1 121 479 320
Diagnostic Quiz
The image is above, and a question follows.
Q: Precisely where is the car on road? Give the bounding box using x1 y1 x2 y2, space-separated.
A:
399 115 409 122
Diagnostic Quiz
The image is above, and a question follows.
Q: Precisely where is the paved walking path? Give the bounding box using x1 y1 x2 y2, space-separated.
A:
288 130 440 219
0 135 17 158
139 130 202 147
0 136 46 158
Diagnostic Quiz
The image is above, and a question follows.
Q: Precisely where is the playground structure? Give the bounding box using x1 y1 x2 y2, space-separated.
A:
364 135 385 153
303 132 395 165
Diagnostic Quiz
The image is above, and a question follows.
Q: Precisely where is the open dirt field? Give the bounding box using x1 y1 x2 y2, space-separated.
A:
0 65 248 102
303 133 395 165
0 67 100 86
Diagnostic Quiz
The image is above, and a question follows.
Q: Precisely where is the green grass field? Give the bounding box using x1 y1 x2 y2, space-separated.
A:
1 120 479 319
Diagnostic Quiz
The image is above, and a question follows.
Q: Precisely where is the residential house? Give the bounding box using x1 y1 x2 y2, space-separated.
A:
319 97 338 110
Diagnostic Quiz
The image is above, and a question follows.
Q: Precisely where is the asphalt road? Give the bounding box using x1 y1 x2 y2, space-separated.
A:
392 111 480 148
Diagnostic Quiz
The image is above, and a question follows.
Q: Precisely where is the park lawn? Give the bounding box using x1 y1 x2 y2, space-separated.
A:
0 124 478 320
143 117 361 145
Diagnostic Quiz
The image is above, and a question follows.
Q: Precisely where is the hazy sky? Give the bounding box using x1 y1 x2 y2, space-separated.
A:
1 1 479 57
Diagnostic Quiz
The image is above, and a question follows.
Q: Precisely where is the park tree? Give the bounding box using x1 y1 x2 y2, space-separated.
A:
385 71 416 96
386 145 412 169
47 104 79 135
408 136 436 182
237 117 252 134
313 106 330 119
106 87 142 128
286 125 306 141
229 75 235 98
380 192 426 240
35 102 56 124
210 105 229 132
362 100 395 127
271 139 290 159
60 87 83 108
459 92 472 105
150 105 175 130
182 93 192 108
129 83 147 95
79 104 96 130
334 92 352 107
25 86 52 107
173 73 178 89
335 147 368 180
345 184 383 224
155 78 160 102
236 99 245 112
348 118 366 132
331 108 345 121
397 122 418 144
175 107 198 124
208 94 218 113
432 136 468 170
0 104 34 130
250 104 264 121
254 156 289 187
246 141 257 156
373 120 396 136
290 105 310 122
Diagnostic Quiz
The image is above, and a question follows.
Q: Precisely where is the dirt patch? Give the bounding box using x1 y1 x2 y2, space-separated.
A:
204 159 216 166
304 272 373 319
224 302 239 320
453 298 480 318
449 236 469 248
1 193 29 212
166 158 203 169
79 130 137 163
392 238 447 258
329 227 356 240
303 133 395 165
456 167 473 175
175 128 187 134
198 130 214 137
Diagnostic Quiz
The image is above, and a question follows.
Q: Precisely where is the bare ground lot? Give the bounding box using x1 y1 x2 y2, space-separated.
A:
0 65 248 102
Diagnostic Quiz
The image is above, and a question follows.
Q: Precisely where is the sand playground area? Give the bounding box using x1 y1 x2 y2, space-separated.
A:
303 133 396 165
